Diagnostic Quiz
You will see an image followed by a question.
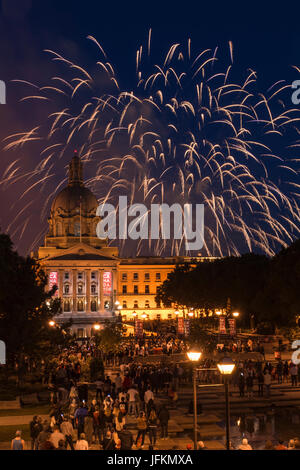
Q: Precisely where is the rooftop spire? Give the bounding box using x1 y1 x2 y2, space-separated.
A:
68 150 83 186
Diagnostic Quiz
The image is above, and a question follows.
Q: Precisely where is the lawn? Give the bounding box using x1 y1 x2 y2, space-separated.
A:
0 405 50 417
0 424 31 443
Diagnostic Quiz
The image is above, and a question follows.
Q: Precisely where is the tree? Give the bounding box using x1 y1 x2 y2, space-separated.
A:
0 233 63 368
94 321 125 355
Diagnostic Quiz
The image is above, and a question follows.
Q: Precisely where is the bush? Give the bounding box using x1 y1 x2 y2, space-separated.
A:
256 322 275 335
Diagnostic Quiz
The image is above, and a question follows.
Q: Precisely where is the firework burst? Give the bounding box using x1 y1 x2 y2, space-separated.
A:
2 31 300 257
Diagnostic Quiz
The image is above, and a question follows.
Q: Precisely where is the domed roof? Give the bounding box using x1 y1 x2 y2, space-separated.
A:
51 185 98 215
50 152 98 216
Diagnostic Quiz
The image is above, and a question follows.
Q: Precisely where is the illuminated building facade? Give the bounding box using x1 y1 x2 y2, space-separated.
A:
36 153 215 337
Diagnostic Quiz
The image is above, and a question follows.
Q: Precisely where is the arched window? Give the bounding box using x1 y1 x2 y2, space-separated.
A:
91 284 97 294
122 301 127 309
77 300 84 312
134 300 138 309
145 300 150 309
77 283 83 294
91 300 97 312
64 300 70 312
64 284 70 294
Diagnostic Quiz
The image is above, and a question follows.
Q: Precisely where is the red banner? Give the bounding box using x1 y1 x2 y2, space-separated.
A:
184 319 190 337
135 319 143 338
228 318 236 335
49 271 58 297
178 317 184 335
219 317 226 334
103 271 112 295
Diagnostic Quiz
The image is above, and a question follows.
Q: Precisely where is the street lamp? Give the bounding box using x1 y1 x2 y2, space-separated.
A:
217 357 235 450
232 311 239 318
188 311 194 317
141 312 147 319
48 320 55 327
93 323 101 331
187 348 202 450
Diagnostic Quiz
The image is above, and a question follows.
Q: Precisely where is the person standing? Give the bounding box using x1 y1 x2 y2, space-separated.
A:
257 370 264 397
135 411 147 448
30 415 42 450
127 386 139 416
158 404 170 439
75 432 89 450
118 425 134 450
290 363 298 386
264 370 272 398
74 403 88 439
147 408 158 447
60 416 74 450
11 431 25 450
49 425 65 449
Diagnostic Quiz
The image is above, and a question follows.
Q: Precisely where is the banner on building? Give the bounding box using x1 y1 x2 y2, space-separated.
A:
184 319 190 337
49 271 58 297
219 317 226 334
228 318 236 335
135 319 143 338
103 271 112 295
177 317 184 335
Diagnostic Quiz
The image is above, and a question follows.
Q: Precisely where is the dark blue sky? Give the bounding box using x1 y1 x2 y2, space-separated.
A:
0 0 300 256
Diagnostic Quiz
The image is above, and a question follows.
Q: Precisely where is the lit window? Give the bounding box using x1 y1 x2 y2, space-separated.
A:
144 273 150 281
77 300 84 312
145 300 150 308
74 222 80 237
168 313 172 319
91 284 96 294
133 272 138 280
91 300 97 312
145 285 150 294
156 314 161 320
64 284 70 294
123 301 127 309
156 273 161 281
64 272 69 280
77 284 83 294
134 285 139 294
134 300 139 309
122 273 127 281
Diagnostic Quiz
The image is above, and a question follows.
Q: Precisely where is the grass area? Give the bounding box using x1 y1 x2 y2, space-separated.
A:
0 405 50 417
0 424 30 442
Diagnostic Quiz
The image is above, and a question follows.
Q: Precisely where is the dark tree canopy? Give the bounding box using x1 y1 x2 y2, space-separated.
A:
0 232 69 365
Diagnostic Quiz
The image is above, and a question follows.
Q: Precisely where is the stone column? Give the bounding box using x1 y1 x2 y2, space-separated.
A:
99 270 104 311
58 269 64 299
86 269 91 313
72 269 77 313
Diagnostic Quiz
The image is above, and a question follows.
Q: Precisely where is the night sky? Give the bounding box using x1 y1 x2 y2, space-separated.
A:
0 0 300 256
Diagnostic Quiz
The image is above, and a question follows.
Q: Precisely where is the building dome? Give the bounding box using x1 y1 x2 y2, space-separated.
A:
51 185 98 216
46 152 101 240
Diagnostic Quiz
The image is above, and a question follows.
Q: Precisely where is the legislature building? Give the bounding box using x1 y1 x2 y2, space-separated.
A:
36 152 213 337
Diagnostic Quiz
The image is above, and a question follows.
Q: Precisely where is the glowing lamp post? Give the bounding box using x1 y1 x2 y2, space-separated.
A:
48 320 55 327
217 357 235 450
187 348 202 450
232 312 239 318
